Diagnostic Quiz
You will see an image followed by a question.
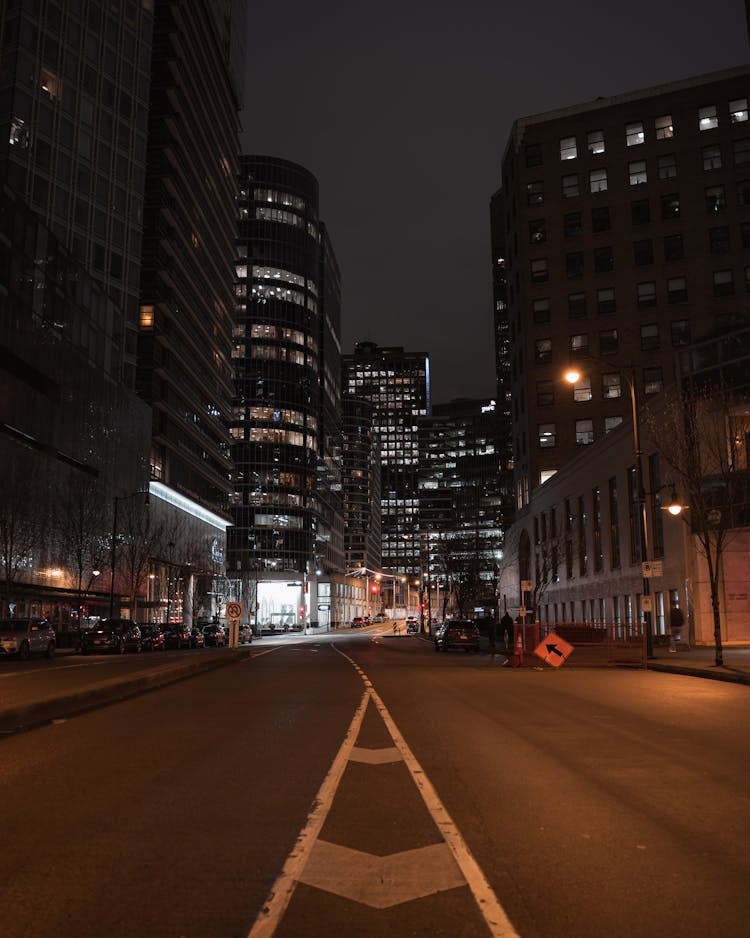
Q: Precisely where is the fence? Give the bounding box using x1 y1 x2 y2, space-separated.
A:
515 620 646 668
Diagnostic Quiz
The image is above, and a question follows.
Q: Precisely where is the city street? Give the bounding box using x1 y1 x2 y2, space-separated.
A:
3 629 750 937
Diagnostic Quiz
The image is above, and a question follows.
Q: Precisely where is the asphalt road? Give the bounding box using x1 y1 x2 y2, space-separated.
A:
3 631 750 938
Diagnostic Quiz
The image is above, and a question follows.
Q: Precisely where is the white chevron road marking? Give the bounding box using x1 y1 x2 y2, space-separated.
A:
349 744 402 764
298 839 465 909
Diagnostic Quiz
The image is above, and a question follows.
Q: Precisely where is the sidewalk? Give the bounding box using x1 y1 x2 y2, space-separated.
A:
646 643 750 685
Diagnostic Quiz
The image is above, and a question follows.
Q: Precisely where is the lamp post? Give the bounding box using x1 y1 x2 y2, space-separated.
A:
565 365 653 658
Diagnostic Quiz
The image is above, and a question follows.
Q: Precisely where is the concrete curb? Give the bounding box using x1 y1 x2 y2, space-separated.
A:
0 648 255 734
646 661 750 685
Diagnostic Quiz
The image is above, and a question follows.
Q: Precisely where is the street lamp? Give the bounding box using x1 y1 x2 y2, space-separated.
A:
565 364 654 658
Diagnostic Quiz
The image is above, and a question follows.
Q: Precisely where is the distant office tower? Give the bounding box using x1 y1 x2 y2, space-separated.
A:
0 0 155 386
418 399 505 618
342 396 382 574
492 65 750 510
137 0 244 514
343 342 430 577
230 156 345 626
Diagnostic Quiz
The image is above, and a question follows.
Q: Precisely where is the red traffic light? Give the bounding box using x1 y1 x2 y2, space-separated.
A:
370 584 379 594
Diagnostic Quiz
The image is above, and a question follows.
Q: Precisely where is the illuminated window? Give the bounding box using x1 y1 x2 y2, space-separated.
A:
705 185 725 212
698 105 718 131
626 122 644 146
602 373 621 399
587 130 605 154
560 136 577 160
604 416 623 432
655 115 673 139
575 420 594 445
730 98 749 123
538 423 556 448
572 375 592 402
139 305 155 329
527 181 544 205
569 333 589 355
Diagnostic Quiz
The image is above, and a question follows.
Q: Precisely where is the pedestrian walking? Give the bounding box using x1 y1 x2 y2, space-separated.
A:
500 610 513 651
669 604 684 653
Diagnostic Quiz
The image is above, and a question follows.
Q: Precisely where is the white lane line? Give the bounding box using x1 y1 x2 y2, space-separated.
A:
247 689 370 938
335 646 520 938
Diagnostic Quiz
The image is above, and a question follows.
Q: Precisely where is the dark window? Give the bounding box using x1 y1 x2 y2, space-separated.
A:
734 139 750 165
640 323 660 350
737 180 750 206
527 181 544 205
599 329 619 354
644 367 663 395
664 234 684 261
709 226 731 254
537 381 554 406
657 154 677 179
631 199 650 224
568 293 586 318
529 219 546 243
671 319 691 347
566 252 584 278
564 212 582 237
591 206 611 232
713 270 734 296
706 185 725 212
633 239 653 265
661 193 680 219
594 246 614 273
741 223 750 249
531 258 548 282
525 143 543 167
703 145 722 170
597 287 615 314
532 298 550 322
667 277 687 303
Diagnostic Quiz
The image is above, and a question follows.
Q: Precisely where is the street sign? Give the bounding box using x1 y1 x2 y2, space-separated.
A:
226 601 243 620
642 560 663 578
521 580 533 593
533 631 574 668
519 606 526 617
641 596 653 612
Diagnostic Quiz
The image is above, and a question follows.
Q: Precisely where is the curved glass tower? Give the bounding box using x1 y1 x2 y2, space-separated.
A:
230 156 343 626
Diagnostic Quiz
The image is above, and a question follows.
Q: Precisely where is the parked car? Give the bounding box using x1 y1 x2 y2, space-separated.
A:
351 616 366 628
238 623 254 644
373 613 387 623
163 624 192 649
190 627 205 648
202 623 227 647
81 619 142 655
434 619 480 653
139 624 166 652
406 616 419 634
0 617 56 659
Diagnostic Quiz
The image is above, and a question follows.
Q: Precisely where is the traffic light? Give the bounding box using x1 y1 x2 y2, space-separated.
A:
370 583 379 594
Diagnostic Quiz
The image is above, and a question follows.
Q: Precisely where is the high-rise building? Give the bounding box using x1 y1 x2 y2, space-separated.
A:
343 342 430 578
137 0 242 515
418 398 505 619
0 0 155 387
492 65 750 510
342 395 381 574
230 156 345 629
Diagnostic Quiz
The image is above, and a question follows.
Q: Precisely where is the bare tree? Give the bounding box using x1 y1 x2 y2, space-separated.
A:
54 473 109 625
116 496 161 619
648 385 750 666
0 448 48 616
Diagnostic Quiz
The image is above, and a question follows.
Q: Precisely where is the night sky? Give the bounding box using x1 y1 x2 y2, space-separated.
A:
241 1 749 405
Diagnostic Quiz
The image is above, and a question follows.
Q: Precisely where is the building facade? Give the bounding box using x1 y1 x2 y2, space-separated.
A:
418 398 506 620
342 395 382 574
229 156 346 630
493 65 750 510
343 342 431 581
0 0 155 388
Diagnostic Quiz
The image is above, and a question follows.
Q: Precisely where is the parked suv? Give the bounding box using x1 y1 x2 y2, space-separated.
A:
80 619 142 655
434 619 480 653
0 618 56 659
